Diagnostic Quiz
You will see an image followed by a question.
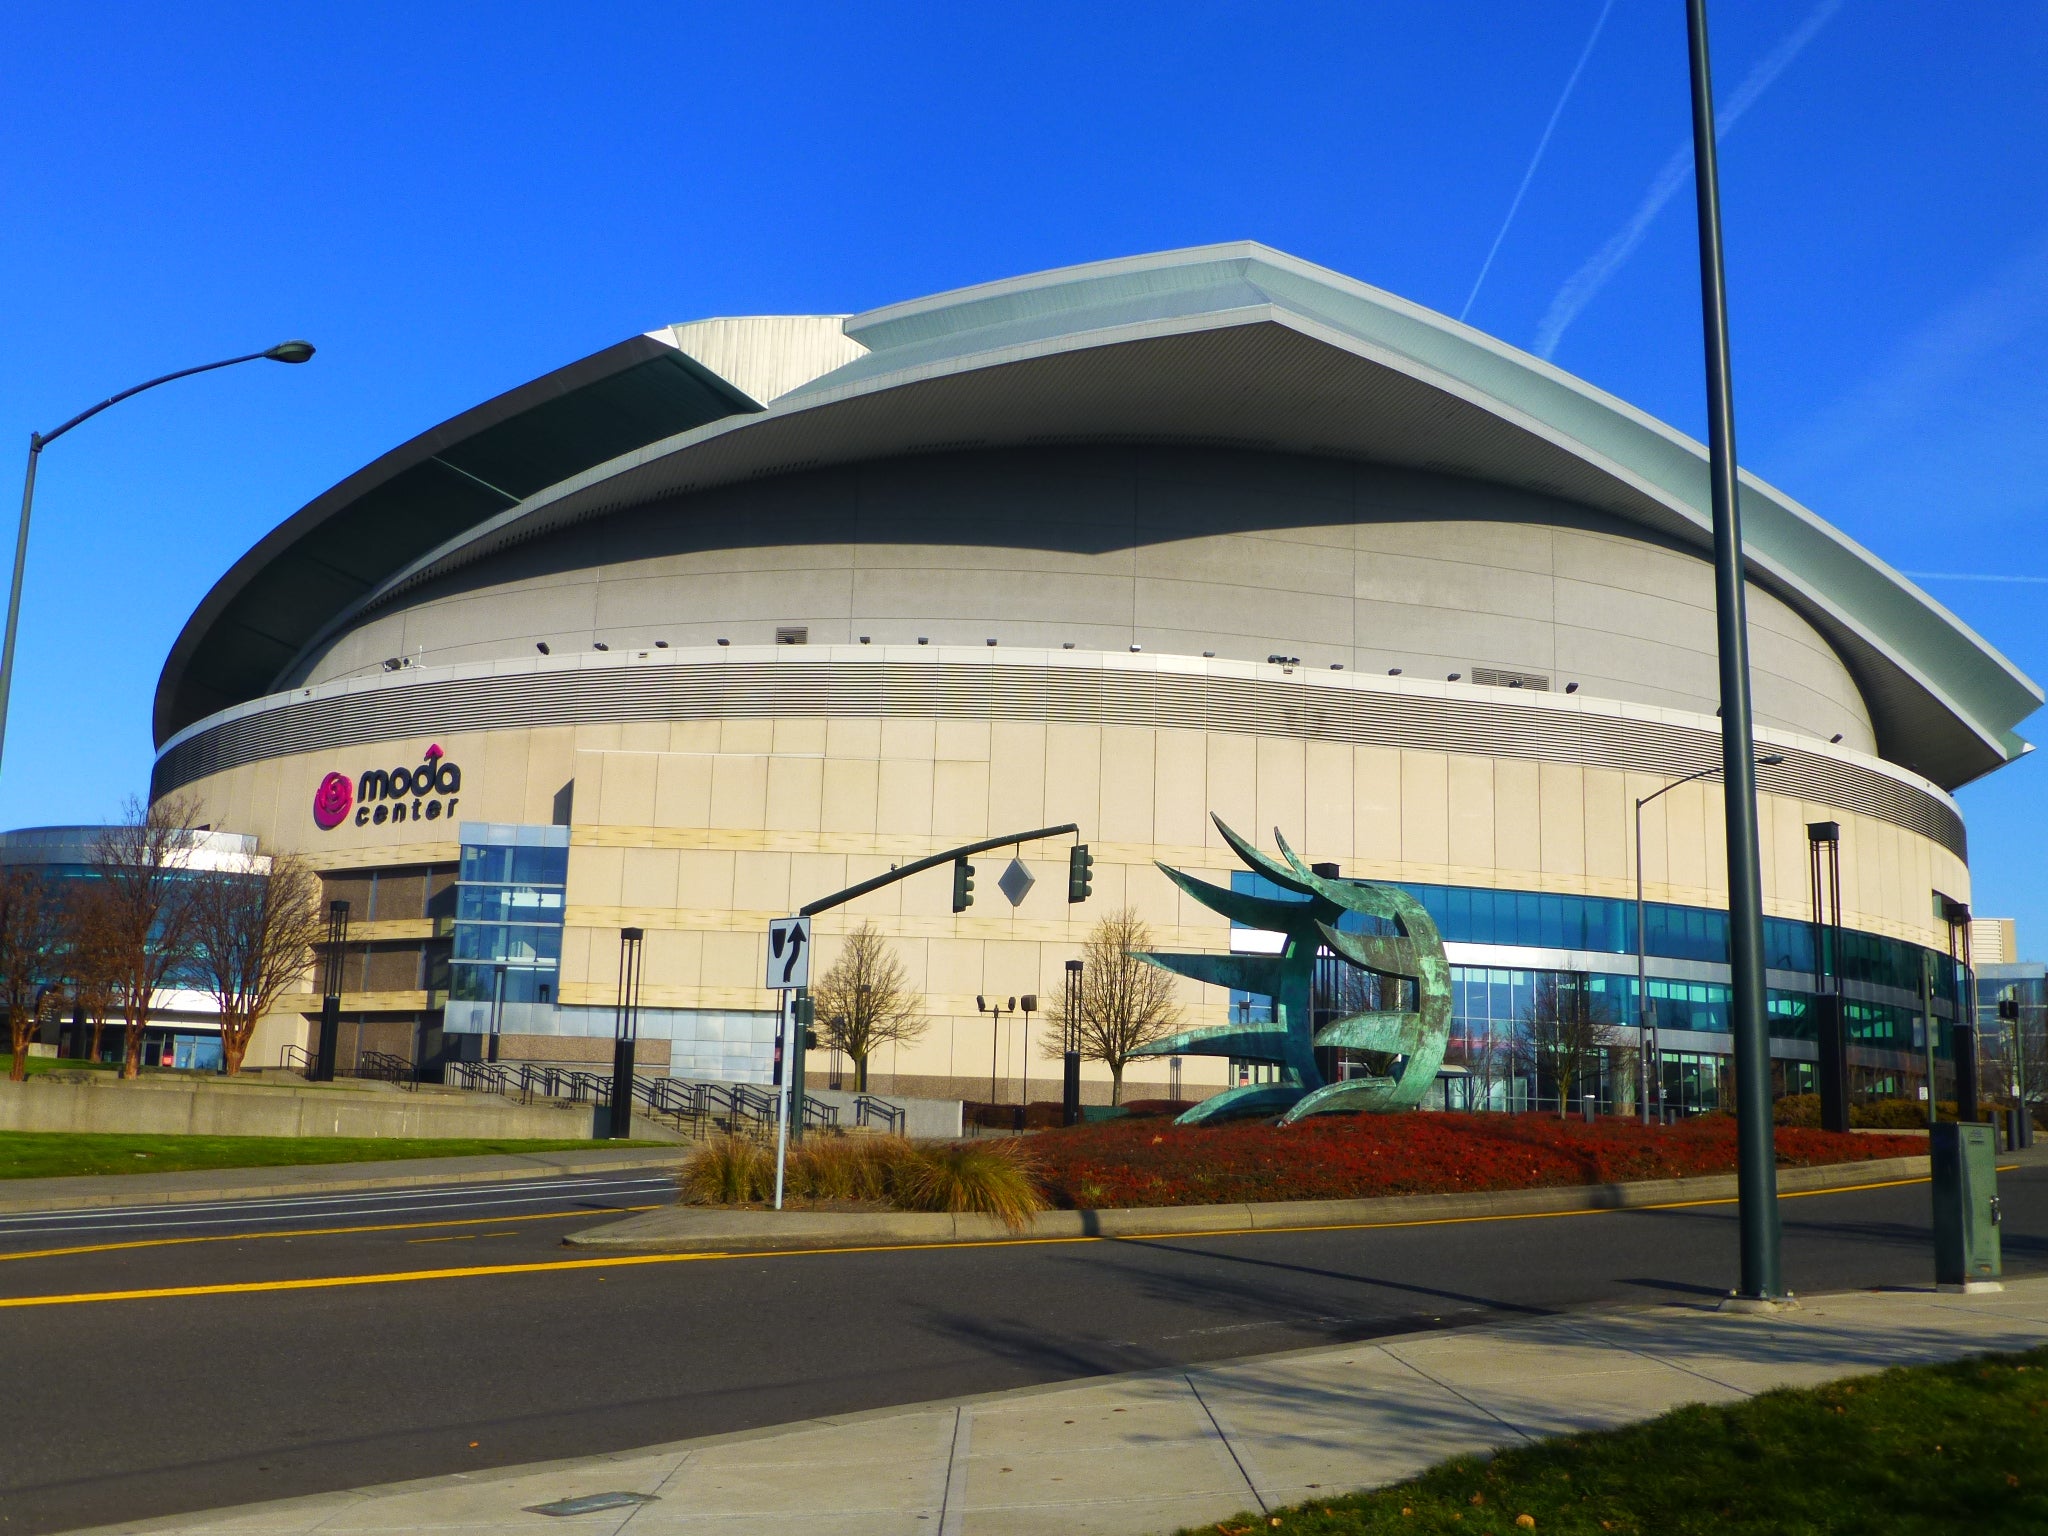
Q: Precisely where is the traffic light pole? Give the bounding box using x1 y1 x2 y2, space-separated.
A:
797 824 1082 917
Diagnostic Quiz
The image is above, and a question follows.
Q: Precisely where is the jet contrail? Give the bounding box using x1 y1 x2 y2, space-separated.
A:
1459 0 1617 324
1533 0 1844 359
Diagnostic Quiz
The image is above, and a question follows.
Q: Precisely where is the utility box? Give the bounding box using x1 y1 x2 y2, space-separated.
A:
1931 1122 2002 1291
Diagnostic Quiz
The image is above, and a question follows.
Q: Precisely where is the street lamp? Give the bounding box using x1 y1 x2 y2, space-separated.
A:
1 340 315 774
976 994 1016 1109
1632 754 1783 1126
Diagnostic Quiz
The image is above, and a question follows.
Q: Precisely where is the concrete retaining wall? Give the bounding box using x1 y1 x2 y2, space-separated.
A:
0 1075 602 1140
804 1089 963 1140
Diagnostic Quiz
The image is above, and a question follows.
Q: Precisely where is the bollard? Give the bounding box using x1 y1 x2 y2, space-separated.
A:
1582 1094 1597 1124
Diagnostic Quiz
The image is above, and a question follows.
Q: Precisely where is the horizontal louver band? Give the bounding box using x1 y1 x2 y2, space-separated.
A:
151 662 1964 859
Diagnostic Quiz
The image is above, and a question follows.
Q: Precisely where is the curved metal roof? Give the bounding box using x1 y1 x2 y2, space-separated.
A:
156 243 2039 789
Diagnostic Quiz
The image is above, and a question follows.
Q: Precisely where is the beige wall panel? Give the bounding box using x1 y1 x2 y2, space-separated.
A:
477 731 537 824
1661 783 1710 898
1099 728 1157 844
1205 733 1258 848
674 849 737 912
1492 758 1541 876
820 757 880 836
1582 767 1627 885
880 717 937 761
934 719 992 763
825 717 883 760
566 844 624 909
1400 750 1450 867
618 847 680 910
1355 551 1554 623
596 753 657 827
653 754 714 829
617 721 669 754
1445 755 1494 872
1152 729 1209 850
876 757 937 837
574 723 626 754
644 925 702 991
668 720 720 753
708 755 769 831
719 718 774 755
701 929 763 995
1255 736 1307 847
788 851 849 914
931 760 991 840
764 756 825 833
523 729 577 824
1537 762 1586 879
770 717 828 756
1043 723 1104 839
1303 739 1354 861
730 850 793 918
559 923 593 989
988 720 1049 831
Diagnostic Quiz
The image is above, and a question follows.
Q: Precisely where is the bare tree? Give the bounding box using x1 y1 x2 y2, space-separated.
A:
61 882 123 1064
812 922 926 1092
1511 974 1631 1117
188 851 324 1076
0 871 61 1081
1050 907 1183 1105
92 796 202 1079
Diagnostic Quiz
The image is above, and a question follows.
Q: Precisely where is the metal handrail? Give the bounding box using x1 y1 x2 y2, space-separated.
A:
853 1095 907 1135
798 1094 840 1131
354 1050 418 1090
279 1043 315 1075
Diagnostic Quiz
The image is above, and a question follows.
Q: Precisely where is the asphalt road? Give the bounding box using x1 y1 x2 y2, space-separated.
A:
2 1162 2042 1536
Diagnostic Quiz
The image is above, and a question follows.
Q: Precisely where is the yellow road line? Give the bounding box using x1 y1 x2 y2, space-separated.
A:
0 1173 1950 1310
0 1205 662 1264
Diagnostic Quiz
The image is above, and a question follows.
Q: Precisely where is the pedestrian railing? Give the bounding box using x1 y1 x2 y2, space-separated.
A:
853 1095 906 1134
353 1050 418 1090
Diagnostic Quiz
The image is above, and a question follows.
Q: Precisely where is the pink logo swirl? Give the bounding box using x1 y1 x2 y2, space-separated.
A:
312 772 353 830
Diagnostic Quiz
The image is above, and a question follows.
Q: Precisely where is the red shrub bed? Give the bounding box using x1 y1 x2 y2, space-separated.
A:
1031 1112 1924 1210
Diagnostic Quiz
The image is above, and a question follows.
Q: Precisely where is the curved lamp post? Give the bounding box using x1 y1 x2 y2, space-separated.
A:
1632 752 1784 1126
0 340 315 774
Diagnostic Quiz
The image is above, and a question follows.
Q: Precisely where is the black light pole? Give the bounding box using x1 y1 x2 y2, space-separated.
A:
1686 0 1783 1304
977 995 1015 1107
1062 960 1084 1125
610 927 644 1139
488 962 507 1064
1 341 313 775
315 899 350 1082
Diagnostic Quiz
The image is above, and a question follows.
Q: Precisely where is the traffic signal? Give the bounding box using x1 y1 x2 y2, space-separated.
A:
1067 843 1094 903
952 857 976 912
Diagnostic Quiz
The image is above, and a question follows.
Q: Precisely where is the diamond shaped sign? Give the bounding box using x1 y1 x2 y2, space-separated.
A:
997 855 1035 907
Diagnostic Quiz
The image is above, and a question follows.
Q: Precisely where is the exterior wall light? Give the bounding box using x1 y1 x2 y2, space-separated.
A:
535 642 550 655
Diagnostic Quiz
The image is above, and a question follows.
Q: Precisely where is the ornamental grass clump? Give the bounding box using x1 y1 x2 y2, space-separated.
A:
679 1133 772 1204
786 1133 914 1201
895 1140 1047 1230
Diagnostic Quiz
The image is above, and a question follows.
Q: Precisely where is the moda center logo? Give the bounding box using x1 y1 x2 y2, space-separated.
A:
313 743 463 829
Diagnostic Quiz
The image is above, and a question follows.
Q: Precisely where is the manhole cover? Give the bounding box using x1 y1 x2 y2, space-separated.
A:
526 1492 660 1517
998 855 1035 907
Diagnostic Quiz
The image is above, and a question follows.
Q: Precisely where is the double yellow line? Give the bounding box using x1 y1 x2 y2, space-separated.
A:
0 1171 1963 1311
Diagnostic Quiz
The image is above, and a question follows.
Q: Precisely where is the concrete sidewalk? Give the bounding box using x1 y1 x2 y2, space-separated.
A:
71 1276 2048 1536
0 1146 690 1214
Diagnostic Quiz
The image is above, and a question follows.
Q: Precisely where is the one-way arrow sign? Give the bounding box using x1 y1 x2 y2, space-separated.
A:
766 916 811 990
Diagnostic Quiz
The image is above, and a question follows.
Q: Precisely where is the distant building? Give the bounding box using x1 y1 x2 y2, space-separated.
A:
0 825 272 1070
1971 917 2019 968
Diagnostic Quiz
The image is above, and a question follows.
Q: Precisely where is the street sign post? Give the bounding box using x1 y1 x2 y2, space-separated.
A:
772 990 791 1209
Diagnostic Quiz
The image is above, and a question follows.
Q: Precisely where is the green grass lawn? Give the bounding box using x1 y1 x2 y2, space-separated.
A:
0 1132 671 1180
1204 1346 2048 1536
12 1055 118 1076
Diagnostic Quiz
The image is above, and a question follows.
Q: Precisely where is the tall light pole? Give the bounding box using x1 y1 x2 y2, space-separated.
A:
2 340 315 774
977 994 1015 1108
1686 0 1783 1304
1633 754 1783 1125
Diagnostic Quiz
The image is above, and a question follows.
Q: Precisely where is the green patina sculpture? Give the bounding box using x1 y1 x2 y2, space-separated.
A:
1133 816 1452 1125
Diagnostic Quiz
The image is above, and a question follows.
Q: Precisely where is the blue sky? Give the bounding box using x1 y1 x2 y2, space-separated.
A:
2 2 2043 947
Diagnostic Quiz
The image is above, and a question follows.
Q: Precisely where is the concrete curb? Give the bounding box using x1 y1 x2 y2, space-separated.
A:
564 1152 1934 1251
0 1147 693 1214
